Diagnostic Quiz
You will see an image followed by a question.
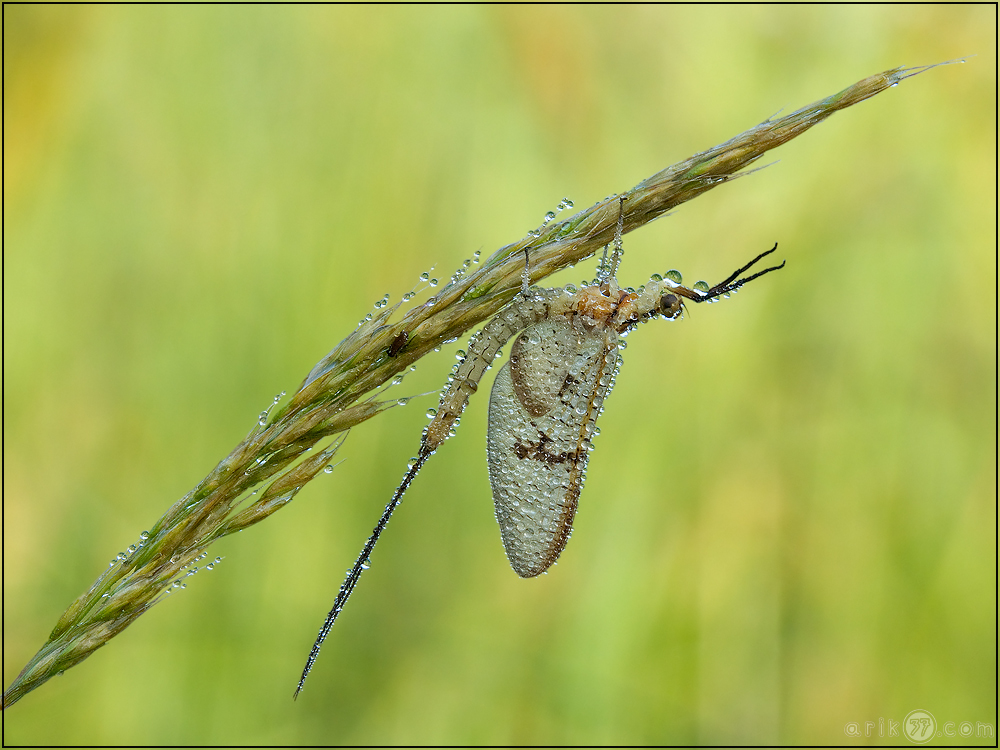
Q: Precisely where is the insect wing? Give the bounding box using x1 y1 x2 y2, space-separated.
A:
487 318 619 577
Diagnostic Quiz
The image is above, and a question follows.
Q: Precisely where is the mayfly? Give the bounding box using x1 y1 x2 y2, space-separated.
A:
294 197 784 697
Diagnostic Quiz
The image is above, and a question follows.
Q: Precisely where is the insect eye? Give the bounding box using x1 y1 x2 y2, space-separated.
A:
659 293 681 318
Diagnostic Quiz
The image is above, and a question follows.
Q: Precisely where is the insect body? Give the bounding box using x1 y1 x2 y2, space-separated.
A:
487 280 672 577
387 330 409 357
294 198 784 697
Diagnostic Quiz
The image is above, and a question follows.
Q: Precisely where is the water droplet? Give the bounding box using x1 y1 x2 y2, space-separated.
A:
407 457 419 469
117 552 127 561
206 563 214 570
324 465 335 474
561 198 574 209
140 531 150 540
694 280 710 293
397 397 409 406
649 273 663 282
665 269 683 284
215 557 223 564
429 278 439 287
455 350 466 360
543 211 556 224
403 292 414 301
127 545 137 555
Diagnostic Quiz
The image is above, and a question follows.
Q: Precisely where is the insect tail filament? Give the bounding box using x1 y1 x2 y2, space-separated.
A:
293 447 432 699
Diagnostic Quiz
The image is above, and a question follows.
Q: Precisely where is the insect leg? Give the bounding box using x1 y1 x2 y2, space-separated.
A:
709 243 781 292
674 243 786 303
598 244 609 281
717 246 785 292
607 195 626 279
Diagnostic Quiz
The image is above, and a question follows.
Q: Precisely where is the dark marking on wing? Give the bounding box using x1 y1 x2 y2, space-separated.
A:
512 432 580 465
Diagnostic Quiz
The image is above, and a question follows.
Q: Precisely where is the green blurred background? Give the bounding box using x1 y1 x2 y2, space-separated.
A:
3 6 995 745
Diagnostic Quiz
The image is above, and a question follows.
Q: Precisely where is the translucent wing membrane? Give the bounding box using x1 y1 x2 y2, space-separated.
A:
488 320 619 577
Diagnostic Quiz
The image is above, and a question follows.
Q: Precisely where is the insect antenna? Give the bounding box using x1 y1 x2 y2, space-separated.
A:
680 243 785 302
293 446 433 699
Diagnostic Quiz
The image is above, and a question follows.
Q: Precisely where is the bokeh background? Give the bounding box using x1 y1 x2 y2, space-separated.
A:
4 6 995 745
